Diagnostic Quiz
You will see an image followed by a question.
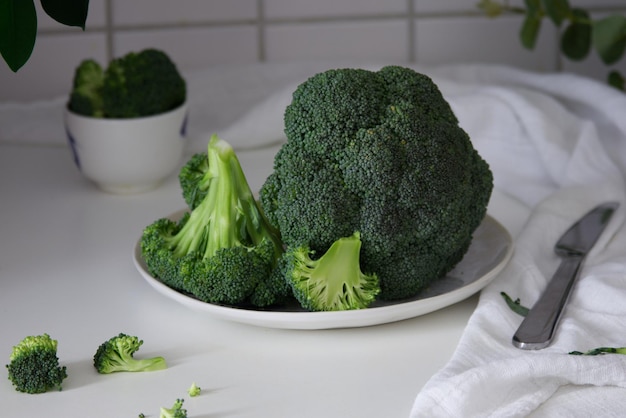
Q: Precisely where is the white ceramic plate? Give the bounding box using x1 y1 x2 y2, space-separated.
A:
133 213 513 329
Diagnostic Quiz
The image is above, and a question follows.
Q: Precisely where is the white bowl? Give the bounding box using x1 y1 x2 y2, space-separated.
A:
64 103 188 194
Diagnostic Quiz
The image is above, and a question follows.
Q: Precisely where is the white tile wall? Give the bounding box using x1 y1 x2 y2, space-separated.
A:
1 0 624 102
265 20 408 62
414 15 558 71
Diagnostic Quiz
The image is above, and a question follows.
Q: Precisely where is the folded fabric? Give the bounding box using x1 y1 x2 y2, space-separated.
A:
410 66 626 417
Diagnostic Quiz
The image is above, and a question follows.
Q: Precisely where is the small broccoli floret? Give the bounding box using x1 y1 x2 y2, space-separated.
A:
68 59 105 117
6 334 67 393
284 232 379 311
178 151 210 210
141 134 287 307
160 399 187 418
260 66 493 301
102 49 186 118
93 333 167 374
188 382 201 397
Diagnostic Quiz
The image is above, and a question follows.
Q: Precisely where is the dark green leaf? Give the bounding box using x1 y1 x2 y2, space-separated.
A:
500 292 529 317
561 9 591 61
520 14 542 49
608 70 625 91
0 0 37 72
524 0 541 14
477 0 504 18
592 15 626 65
40 0 89 29
542 0 571 26
569 347 626 355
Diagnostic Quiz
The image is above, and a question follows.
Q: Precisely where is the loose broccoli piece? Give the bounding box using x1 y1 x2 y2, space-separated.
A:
93 333 167 374
68 59 105 117
260 66 493 301
141 134 287 307
178 151 210 210
285 232 379 311
188 382 201 397
102 48 186 118
6 334 67 393
160 399 187 418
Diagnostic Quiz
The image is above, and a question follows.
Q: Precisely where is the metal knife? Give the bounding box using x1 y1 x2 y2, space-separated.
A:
512 201 619 350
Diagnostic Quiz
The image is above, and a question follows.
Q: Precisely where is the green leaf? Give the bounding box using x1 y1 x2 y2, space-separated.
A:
477 0 504 18
592 15 626 65
570 347 626 356
520 13 542 49
501 292 529 317
542 0 571 26
561 9 591 61
608 70 625 91
40 0 89 29
524 0 541 14
0 0 37 72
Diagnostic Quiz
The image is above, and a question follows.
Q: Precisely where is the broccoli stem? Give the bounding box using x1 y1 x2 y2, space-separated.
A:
108 350 167 372
167 134 281 260
295 232 378 309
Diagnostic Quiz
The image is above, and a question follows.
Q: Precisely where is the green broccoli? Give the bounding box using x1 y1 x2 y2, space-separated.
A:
6 334 67 393
140 134 287 307
102 48 186 118
160 398 187 418
68 48 186 118
93 333 167 374
284 232 379 311
260 66 493 302
178 151 210 210
188 382 201 397
68 59 105 117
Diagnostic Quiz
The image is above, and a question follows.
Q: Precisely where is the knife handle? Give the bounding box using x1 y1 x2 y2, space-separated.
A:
512 255 584 350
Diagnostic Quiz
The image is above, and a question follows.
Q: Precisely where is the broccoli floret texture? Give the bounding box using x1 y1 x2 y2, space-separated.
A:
260 66 493 300
285 232 380 311
68 48 186 118
6 334 67 394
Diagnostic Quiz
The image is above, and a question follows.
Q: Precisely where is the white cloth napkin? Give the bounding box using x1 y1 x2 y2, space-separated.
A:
409 66 626 417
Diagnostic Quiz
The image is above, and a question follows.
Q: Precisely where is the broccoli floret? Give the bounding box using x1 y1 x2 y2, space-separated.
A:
188 382 201 397
141 134 287 307
178 151 210 210
285 232 379 311
102 48 186 118
93 333 167 374
6 334 67 393
260 66 493 301
68 59 105 117
160 398 187 418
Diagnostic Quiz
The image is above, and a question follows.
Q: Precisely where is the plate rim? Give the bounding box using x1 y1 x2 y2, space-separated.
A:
133 213 514 329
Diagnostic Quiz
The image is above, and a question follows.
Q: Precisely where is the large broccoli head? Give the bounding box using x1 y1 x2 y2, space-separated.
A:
260 66 493 300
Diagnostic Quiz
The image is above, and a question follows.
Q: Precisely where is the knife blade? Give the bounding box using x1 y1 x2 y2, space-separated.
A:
512 201 619 350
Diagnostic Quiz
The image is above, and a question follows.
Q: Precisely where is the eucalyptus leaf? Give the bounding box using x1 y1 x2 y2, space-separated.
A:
608 70 625 91
41 0 89 29
561 9 591 61
542 0 571 26
524 0 541 14
0 0 37 72
592 15 626 65
520 13 542 49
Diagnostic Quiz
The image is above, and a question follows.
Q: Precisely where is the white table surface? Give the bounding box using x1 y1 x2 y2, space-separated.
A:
0 142 529 418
